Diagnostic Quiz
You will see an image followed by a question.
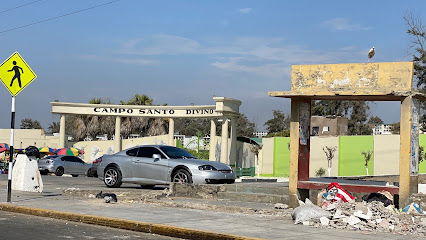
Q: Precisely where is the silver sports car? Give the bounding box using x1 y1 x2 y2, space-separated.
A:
38 155 91 177
97 145 235 188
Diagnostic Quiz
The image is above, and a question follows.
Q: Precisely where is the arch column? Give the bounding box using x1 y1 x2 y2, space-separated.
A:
59 114 66 148
114 116 121 153
168 118 175 146
399 96 420 206
229 117 237 167
220 118 229 164
209 119 216 161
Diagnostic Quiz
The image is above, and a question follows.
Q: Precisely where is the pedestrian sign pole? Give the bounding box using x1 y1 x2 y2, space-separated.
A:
0 52 37 202
7 97 15 202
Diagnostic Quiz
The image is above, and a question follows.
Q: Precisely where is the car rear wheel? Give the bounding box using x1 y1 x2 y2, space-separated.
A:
172 169 192 184
104 166 122 188
55 167 64 176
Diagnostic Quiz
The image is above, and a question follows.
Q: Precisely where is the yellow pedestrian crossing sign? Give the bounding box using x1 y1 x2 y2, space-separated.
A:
0 52 37 96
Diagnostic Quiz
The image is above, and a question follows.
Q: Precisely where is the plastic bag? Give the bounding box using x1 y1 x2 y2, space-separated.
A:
25 146 40 159
292 198 331 224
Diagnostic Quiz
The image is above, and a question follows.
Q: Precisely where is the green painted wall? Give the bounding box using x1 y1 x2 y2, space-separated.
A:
339 136 374 176
273 137 290 177
420 135 426 173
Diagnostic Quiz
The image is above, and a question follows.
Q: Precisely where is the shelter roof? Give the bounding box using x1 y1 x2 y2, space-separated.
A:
268 89 426 101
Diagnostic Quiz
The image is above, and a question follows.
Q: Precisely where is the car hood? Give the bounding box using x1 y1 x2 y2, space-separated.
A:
171 158 232 170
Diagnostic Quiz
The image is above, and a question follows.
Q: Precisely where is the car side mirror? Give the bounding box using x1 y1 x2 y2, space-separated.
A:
152 154 161 160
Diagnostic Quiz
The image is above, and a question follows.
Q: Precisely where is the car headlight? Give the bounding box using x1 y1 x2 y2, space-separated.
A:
198 165 217 171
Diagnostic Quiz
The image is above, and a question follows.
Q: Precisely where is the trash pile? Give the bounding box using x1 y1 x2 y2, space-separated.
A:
292 182 426 236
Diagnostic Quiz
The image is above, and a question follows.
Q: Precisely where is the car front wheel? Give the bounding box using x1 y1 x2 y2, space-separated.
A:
172 169 192 184
104 166 122 188
55 167 64 176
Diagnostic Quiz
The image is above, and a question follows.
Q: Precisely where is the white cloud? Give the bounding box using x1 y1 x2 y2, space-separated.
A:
119 35 201 55
113 34 363 78
78 54 158 66
321 18 372 31
212 58 290 78
238 8 252 14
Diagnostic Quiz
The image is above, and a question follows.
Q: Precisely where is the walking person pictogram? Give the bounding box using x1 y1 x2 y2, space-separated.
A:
8 61 23 88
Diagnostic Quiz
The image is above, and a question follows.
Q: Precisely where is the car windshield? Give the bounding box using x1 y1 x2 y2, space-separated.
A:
159 146 197 159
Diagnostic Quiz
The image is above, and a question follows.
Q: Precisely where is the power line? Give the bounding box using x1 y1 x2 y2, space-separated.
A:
0 0 121 34
0 0 43 14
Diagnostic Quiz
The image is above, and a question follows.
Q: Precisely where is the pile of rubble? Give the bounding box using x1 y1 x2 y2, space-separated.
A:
292 182 426 236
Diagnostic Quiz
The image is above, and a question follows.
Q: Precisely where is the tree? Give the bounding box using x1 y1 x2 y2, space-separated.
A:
120 94 168 138
250 144 262 177
323 146 337 177
405 12 426 130
264 110 290 134
120 94 153 106
311 100 350 116
175 118 210 136
20 118 43 130
266 129 290 137
47 121 60 134
405 11 426 91
347 101 372 135
390 122 400 134
236 114 255 137
312 100 372 135
368 116 384 124
361 150 373 176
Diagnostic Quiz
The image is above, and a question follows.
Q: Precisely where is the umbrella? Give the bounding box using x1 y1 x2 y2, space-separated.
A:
39 147 56 155
0 143 10 153
55 147 84 156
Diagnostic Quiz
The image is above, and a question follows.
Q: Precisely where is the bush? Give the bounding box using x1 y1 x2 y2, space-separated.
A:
315 167 326 177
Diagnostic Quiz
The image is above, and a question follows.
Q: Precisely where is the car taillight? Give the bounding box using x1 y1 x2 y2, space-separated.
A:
93 158 102 164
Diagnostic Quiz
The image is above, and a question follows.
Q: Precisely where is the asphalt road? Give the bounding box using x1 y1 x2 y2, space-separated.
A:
0 211 182 240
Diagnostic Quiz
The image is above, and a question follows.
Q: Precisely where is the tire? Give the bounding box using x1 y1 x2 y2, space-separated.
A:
71 174 78 177
226 179 235 184
104 166 122 188
55 167 64 176
172 169 192 184
140 185 155 189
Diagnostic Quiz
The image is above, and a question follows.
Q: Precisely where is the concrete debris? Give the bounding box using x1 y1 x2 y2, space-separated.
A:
320 216 329 226
296 199 426 236
274 203 289 209
347 215 361 226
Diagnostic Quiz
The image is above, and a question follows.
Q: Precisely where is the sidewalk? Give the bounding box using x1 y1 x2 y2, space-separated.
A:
0 186 420 240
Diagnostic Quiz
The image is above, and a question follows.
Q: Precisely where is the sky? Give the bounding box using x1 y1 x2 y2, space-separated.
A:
0 0 424 132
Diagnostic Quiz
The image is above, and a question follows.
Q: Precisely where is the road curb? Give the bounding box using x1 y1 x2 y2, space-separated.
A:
0 203 264 240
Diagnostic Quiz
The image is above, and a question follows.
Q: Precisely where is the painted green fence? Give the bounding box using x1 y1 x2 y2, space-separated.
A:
339 136 374 176
419 135 426 173
273 137 290 177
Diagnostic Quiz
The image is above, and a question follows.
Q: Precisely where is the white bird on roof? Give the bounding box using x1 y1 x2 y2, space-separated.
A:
368 47 375 62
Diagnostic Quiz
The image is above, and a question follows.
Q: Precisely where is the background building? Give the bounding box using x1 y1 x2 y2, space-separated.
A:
310 116 348 136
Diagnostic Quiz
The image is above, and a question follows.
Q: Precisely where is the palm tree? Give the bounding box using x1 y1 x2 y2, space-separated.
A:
68 98 108 141
47 121 60 134
120 94 153 106
120 94 168 138
100 116 115 140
